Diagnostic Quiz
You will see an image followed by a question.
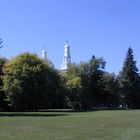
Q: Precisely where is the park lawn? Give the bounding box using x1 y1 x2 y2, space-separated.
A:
0 111 140 140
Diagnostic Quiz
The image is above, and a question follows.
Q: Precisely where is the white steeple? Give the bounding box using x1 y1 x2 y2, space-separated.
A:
42 46 47 61
61 41 71 71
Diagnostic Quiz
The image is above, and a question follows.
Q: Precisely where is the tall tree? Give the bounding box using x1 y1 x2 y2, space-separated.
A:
120 47 140 108
80 56 105 109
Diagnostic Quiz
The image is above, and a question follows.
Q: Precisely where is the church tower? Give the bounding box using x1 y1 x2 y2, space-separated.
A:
61 41 71 72
42 47 47 61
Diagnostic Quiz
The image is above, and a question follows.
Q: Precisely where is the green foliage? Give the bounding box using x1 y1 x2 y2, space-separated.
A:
1 46 140 111
42 69 65 109
103 72 120 107
65 63 82 109
0 57 8 110
80 56 105 109
66 76 81 109
3 53 65 110
120 47 140 108
65 56 107 110
0 57 7 85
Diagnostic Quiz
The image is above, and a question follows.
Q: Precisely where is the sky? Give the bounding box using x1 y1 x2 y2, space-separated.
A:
0 0 140 74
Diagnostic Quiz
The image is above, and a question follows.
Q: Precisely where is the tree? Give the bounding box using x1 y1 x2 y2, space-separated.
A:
103 72 120 108
0 57 8 110
3 53 65 111
41 69 65 109
80 56 105 109
120 47 140 108
64 63 82 109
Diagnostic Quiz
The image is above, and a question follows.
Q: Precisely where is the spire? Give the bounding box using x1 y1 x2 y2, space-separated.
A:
61 41 71 71
42 45 47 61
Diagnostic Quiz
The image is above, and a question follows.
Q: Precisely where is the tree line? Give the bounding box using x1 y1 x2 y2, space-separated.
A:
0 46 140 111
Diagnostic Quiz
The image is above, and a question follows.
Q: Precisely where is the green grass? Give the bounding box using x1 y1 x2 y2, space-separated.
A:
0 110 140 140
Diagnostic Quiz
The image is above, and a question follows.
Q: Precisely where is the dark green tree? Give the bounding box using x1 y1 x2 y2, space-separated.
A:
103 72 120 108
41 69 65 109
120 47 140 108
80 56 105 109
0 57 8 110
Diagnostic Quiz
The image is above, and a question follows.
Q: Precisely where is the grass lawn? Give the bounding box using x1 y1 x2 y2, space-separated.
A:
0 110 140 140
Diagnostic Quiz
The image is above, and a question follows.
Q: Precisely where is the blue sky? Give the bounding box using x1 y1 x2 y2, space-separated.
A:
0 0 140 74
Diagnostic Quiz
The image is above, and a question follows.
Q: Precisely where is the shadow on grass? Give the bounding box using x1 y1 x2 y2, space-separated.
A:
0 113 69 117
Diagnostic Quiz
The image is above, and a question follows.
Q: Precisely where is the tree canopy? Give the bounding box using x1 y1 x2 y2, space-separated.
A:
0 47 140 111
3 53 65 111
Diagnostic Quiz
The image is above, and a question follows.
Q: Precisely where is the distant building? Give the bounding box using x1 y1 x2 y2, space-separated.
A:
42 47 47 61
41 42 71 71
61 42 71 72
